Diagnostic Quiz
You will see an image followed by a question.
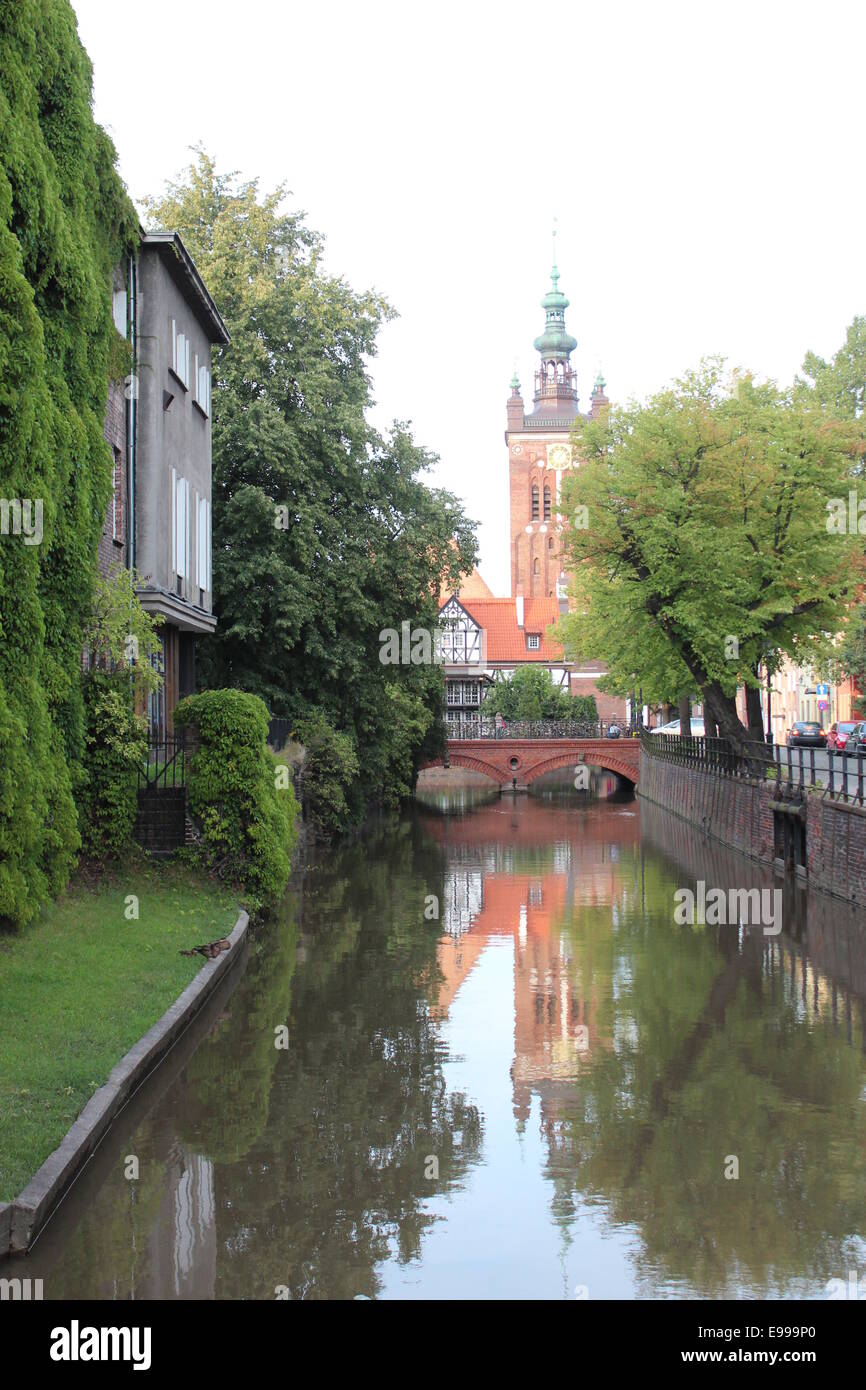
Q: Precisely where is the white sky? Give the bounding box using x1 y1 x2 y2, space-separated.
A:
73 0 865 596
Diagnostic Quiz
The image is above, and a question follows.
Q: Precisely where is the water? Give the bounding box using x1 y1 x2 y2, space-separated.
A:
11 791 866 1299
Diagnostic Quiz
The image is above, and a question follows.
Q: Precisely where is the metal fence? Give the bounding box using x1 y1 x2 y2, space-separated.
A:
138 730 188 792
444 718 636 741
640 730 866 806
268 717 293 751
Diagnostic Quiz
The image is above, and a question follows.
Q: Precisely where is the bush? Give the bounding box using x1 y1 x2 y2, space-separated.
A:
175 690 299 912
293 711 360 835
78 672 148 859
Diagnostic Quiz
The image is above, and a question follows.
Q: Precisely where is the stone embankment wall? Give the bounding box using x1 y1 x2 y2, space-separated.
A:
638 754 866 907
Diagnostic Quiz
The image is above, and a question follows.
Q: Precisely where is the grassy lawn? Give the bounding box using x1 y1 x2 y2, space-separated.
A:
0 858 239 1202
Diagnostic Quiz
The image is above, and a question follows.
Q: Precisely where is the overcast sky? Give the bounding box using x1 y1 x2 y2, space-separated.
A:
74 0 865 595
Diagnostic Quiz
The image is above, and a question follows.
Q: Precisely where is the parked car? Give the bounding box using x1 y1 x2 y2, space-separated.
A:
786 721 826 748
850 723 866 756
826 721 860 753
650 718 706 737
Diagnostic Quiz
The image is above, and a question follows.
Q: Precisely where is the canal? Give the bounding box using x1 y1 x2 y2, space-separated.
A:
13 788 866 1299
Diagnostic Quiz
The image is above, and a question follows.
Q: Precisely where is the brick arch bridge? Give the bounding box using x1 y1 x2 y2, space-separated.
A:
419 738 640 790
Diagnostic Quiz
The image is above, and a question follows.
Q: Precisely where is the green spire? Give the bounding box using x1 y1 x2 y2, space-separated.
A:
593 367 606 392
510 364 521 392
534 225 576 360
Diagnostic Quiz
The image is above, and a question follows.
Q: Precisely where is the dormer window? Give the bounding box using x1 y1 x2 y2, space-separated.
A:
527 634 540 651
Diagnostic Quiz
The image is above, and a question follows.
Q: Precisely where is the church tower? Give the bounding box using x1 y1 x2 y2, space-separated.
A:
507 245 606 604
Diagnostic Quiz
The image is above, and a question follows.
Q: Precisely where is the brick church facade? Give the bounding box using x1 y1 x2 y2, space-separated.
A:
438 250 627 729
506 258 609 604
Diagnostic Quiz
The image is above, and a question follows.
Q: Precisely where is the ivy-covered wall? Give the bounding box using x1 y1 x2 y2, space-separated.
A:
0 0 137 925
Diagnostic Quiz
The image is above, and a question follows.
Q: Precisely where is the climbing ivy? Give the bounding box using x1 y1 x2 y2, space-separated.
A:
0 1 137 924
175 689 299 914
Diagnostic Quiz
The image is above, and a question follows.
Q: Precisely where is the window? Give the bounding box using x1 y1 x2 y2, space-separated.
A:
147 641 166 740
531 483 539 520
548 536 554 550
194 354 211 417
112 289 127 337
171 319 191 389
527 634 540 650
533 557 540 575
543 485 551 520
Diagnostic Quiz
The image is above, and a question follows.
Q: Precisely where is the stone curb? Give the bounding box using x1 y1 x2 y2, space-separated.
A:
3 907 249 1256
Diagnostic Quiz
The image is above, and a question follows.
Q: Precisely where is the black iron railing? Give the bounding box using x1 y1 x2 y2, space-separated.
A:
138 730 187 792
446 719 627 741
640 731 866 806
268 716 293 751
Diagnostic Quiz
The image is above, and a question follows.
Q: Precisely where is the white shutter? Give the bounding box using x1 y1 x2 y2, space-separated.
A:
171 467 177 573
171 320 177 374
194 354 199 405
185 478 191 579
185 337 190 389
175 474 189 580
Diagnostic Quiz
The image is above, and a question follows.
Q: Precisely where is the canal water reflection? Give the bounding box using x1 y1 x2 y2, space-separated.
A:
13 792 866 1299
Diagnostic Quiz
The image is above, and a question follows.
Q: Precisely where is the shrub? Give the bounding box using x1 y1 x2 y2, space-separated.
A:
78 672 149 859
175 690 298 912
293 711 360 835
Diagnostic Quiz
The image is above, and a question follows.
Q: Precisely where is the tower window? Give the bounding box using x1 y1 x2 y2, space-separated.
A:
531 484 539 520
533 557 540 575
548 536 554 550
543 486 551 520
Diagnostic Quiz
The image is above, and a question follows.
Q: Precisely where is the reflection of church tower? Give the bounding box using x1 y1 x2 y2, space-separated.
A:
507 238 608 605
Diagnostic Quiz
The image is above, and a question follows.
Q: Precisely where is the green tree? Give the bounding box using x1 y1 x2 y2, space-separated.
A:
834 603 866 715
142 153 475 819
482 667 578 720
78 571 164 858
797 315 866 421
559 361 865 750
0 0 137 923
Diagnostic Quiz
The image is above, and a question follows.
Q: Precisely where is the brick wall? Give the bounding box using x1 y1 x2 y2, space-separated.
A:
639 752 866 907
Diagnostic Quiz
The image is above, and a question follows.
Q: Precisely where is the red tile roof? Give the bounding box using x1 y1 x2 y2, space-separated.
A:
438 565 496 605
459 597 564 663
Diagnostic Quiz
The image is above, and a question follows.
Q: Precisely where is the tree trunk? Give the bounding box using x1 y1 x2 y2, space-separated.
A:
745 681 765 743
700 681 751 753
679 692 691 736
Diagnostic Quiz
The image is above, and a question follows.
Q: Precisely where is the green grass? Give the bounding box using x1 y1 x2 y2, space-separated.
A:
0 858 239 1201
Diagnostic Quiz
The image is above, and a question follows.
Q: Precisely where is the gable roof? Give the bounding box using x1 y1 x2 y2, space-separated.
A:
439 564 496 606
140 231 230 345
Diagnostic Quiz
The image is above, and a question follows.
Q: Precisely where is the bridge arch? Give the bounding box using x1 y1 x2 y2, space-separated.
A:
524 751 639 786
422 752 507 784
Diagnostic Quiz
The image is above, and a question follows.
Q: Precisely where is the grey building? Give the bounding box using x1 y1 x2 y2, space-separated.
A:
129 232 230 735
